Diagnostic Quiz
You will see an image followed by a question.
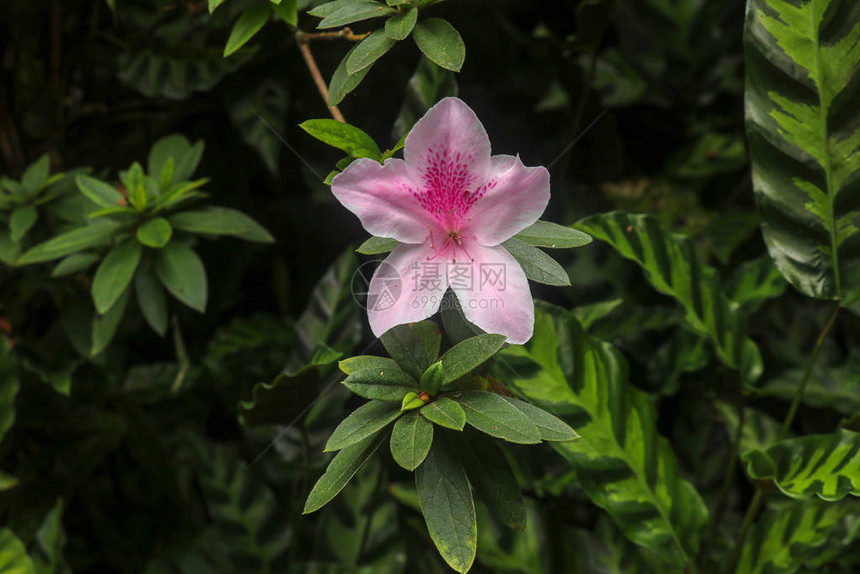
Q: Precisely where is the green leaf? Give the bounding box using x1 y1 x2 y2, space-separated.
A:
32 500 70 574
420 361 444 395
299 119 381 160
716 402 783 456
224 5 271 57
308 0 370 18
356 236 398 254
21 154 50 192
51 253 100 278
500 396 578 442
325 400 403 452
381 323 431 380
154 242 208 312
744 429 860 501
0 231 21 265
498 306 709 565
18 221 124 264
92 239 143 314
455 391 541 444
421 397 465 430
576 212 762 382
135 262 168 336
342 367 418 400
0 529 35 574
317 1 395 29
339 355 401 375
439 333 507 385
390 410 433 470
136 217 172 248
347 29 395 74
9 206 37 242
756 352 860 416
454 430 525 529
571 299 624 330
168 207 273 243
501 238 571 286
413 18 465 72
513 220 593 249
271 0 297 26
76 174 124 208
0 338 19 445
148 135 204 185
745 0 860 303
91 285 131 355
304 429 387 514
208 0 228 13
401 392 425 411
415 438 476 573
393 55 458 138
412 319 441 361
385 5 417 40
726 256 788 312
328 43 374 106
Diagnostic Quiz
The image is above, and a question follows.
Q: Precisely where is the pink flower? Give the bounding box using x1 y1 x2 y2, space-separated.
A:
331 97 550 344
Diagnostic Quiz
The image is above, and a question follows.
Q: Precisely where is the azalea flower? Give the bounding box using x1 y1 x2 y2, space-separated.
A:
331 97 550 344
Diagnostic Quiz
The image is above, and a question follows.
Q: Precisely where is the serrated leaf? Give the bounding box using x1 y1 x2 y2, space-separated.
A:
92 239 143 314
299 119 381 160
153 242 207 312
513 220 593 249
304 429 387 514
347 29 395 74
576 212 762 382
497 306 710 565
9 206 37 242
317 1 394 29
501 237 571 286
455 391 541 444
421 397 465 430
357 236 399 254
224 5 270 57
415 438 476 573
744 429 860 501
439 333 507 385
342 367 418 400
168 207 273 243
18 221 125 264
385 6 417 40
325 400 403 451
135 261 168 336
390 410 433 470
500 396 578 442
745 0 860 303
413 18 465 72
136 217 172 248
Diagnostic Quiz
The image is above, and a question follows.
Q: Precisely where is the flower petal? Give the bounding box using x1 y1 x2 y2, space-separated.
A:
331 158 430 243
367 242 449 338
468 155 550 246
448 240 534 344
405 97 491 193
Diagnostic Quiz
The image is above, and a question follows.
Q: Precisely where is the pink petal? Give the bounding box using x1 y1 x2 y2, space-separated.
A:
448 240 534 344
405 97 491 196
331 158 431 244
367 242 449 338
468 155 550 246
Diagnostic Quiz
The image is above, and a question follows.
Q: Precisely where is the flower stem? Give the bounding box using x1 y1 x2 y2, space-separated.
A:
721 302 840 574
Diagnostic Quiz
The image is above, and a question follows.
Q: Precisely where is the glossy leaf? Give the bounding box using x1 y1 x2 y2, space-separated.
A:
390 410 433 470
347 29 395 74
439 333 507 385
421 397 465 430
299 120 381 160
745 0 860 303
513 220 593 249
18 221 125 264
577 212 762 381
136 217 172 248
168 207 273 243
224 5 270 57
744 429 860 501
455 391 541 444
501 238 571 286
415 439 476 573
413 18 465 72
325 400 403 451
498 307 709 566
154 242 208 313
341 367 418 400
92 239 143 314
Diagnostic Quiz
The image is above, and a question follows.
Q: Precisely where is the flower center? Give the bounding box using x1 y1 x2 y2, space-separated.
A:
428 229 474 262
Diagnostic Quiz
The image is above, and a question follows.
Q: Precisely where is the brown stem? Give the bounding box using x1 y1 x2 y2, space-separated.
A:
297 27 370 42
297 40 346 123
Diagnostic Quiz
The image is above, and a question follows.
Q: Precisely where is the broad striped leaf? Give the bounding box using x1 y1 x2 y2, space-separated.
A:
745 0 860 303
497 305 709 567
576 212 762 382
744 429 860 501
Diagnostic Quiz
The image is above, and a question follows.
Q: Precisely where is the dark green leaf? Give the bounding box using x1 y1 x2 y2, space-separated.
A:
317 1 395 29
342 367 418 400
9 206 37 242
500 396 578 442
328 43 373 106
92 239 143 314
413 18 465 72
51 253 100 278
148 135 204 184
325 400 403 451
412 319 441 361
228 79 288 175
501 238 571 286
76 175 124 209
756 352 860 416
299 119 381 160
385 6 418 40
304 430 387 514
92 285 131 355
347 29 395 74
168 207 274 243
21 154 50 191
455 390 541 444
0 338 20 445
339 355 401 375
381 323 431 380
421 397 465 430
726 256 788 312
390 410 433 470
513 220 593 249
18 221 125 264
135 262 169 336
32 500 70 574
570 299 624 330
136 217 173 248
356 236 398 254
224 5 270 57
439 334 507 385
154 242 208 312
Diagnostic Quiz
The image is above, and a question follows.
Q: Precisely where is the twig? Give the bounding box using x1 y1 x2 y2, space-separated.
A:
297 27 370 42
